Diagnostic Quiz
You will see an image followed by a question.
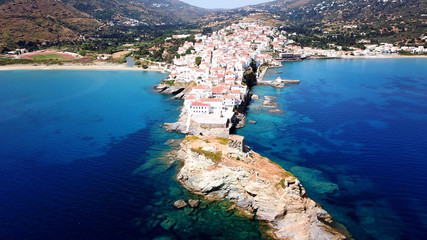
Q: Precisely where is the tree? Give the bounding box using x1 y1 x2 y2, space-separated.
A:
195 56 202 67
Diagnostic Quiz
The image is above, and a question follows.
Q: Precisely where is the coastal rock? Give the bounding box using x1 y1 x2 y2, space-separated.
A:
263 96 278 108
174 135 351 240
173 200 188 209
251 94 259 100
269 109 282 113
188 199 200 208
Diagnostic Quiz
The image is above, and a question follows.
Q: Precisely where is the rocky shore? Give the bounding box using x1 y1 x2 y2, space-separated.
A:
173 135 352 240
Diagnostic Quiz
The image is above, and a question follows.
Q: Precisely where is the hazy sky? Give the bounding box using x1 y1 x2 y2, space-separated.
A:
181 0 272 9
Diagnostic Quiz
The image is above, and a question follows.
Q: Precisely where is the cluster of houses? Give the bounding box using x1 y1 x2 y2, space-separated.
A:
165 22 282 125
280 42 427 58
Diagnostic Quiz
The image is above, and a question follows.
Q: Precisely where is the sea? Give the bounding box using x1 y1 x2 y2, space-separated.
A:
0 58 426 240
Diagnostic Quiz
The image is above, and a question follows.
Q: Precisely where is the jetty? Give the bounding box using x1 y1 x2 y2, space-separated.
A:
258 76 300 88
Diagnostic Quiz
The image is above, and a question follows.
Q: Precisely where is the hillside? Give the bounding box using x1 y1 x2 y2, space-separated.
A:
258 0 427 45
62 0 210 24
200 0 426 46
0 0 104 44
0 0 210 45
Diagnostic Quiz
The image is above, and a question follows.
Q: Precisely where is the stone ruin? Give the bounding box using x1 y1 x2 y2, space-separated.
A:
228 135 247 158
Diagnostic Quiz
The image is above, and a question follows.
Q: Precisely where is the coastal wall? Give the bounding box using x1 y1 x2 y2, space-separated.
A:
162 88 251 137
174 136 352 240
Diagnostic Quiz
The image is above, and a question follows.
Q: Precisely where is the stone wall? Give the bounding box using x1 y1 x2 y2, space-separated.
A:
228 135 245 152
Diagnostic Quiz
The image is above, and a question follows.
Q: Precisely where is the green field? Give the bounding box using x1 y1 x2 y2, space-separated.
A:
29 54 68 60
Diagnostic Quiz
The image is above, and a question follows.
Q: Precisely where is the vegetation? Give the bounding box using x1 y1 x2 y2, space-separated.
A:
163 80 175 86
0 58 72 66
28 54 68 60
185 136 200 141
398 51 427 56
280 179 287 189
216 137 230 145
195 56 202 67
191 147 223 163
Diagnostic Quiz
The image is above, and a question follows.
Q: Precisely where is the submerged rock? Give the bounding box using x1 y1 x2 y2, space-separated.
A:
188 199 200 208
262 96 278 108
173 200 188 209
160 217 177 231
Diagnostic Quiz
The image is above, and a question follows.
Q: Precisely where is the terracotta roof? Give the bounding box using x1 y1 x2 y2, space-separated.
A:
200 98 223 102
223 95 236 99
185 95 196 100
193 84 210 90
191 102 209 107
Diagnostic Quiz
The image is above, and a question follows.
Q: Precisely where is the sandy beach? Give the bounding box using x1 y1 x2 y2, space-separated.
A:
0 62 165 72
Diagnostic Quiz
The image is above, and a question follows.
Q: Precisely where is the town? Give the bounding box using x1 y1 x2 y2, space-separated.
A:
161 21 284 135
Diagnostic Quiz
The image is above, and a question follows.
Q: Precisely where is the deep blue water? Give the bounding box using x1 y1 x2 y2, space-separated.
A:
0 70 264 240
238 58 427 240
0 70 183 239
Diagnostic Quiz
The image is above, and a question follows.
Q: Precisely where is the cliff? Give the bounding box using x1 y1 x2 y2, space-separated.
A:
174 135 352 240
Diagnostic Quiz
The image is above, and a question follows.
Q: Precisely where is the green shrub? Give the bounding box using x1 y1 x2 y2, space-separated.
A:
216 137 229 145
191 147 222 163
185 136 199 141
280 179 286 189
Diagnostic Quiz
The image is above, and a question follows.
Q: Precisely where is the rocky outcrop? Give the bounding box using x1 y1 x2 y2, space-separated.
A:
173 200 188 209
174 135 352 240
154 81 196 99
263 96 278 108
188 199 200 208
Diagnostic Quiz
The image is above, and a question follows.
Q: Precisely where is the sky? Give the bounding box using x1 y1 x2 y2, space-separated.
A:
181 0 273 9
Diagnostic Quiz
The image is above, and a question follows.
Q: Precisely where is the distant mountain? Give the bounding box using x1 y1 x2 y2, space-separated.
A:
0 0 210 45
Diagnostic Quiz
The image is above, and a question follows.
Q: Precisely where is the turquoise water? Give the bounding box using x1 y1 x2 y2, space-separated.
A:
0 70 264 240
238 58 427 240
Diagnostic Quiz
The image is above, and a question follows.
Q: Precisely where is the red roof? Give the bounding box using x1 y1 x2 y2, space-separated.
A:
185 95 196 100
200 98 223 102
193 84 210 90
223 95 236 99
191 102 209 107
212 86 229 93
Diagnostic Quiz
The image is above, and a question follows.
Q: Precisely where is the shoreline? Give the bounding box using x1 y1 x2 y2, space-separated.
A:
321 54 427 60
0 62 165 72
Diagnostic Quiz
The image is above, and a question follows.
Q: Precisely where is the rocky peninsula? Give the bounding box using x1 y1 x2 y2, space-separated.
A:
153 20 351 239
172 135 352 240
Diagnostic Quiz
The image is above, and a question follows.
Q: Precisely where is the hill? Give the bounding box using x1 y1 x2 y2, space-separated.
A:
0 0 210 45
257 0 427 46
0 0 104 44
62 0 210 24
